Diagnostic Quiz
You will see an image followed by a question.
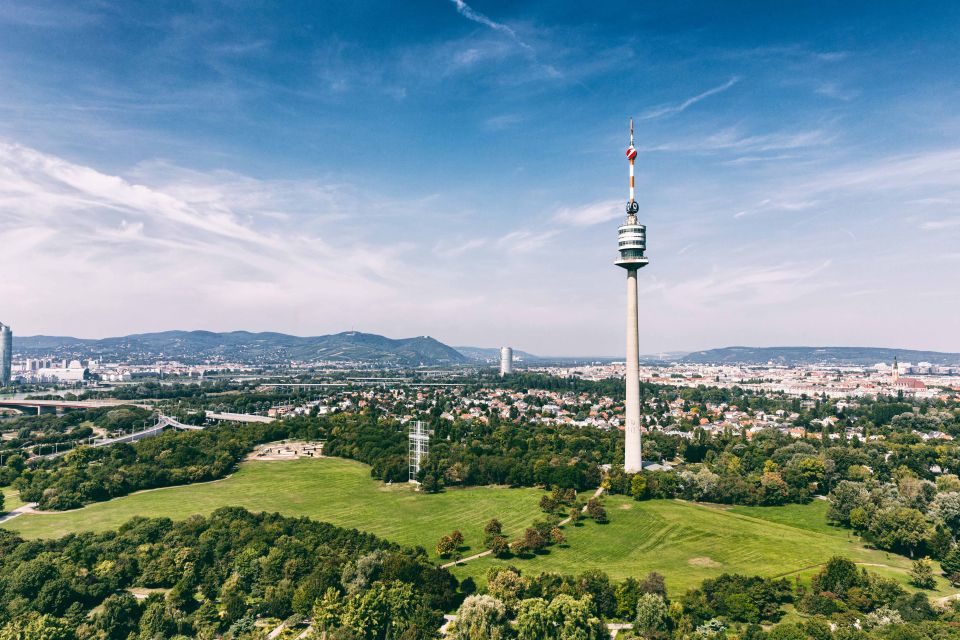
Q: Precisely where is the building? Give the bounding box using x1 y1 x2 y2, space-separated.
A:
500 346 513 376
613 120 650 474
0 322 11 386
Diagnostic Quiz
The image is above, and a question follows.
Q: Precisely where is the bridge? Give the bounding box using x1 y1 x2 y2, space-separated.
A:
25 411 275 461
87 414 204 447
30 413 205 459
205 411 276 424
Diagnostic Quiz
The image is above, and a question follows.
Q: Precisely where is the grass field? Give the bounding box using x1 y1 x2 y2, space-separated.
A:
2 486 25 512
2 457 952 599
1 457 544 561
449 495 956 597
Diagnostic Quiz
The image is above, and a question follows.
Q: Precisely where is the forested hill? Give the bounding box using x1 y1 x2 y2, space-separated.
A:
14 330 468 366
682 346 960 366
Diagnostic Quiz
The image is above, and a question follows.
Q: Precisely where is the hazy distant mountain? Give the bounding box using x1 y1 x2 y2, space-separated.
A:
14 330 469 366
682 346 960 366
454 346 541 362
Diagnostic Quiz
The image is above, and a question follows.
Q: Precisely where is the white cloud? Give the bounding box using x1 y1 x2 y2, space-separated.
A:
643 127 832 154
640 77 741 120
448 0 534 54
555 199 622 227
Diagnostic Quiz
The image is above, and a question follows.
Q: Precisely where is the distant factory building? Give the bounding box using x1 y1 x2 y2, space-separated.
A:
500 346 513 376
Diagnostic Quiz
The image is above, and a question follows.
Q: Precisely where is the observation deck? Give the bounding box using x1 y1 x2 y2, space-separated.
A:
614 215 649 270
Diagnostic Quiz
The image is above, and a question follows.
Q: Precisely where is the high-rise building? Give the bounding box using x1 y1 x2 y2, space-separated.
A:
500 346 513 376
614 120 649 473
0 322 11 386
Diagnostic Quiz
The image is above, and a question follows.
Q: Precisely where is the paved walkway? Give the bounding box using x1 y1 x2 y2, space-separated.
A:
439 486 606 570
0 502 38 524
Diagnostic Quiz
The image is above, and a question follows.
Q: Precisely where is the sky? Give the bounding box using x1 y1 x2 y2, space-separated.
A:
0 1 959 356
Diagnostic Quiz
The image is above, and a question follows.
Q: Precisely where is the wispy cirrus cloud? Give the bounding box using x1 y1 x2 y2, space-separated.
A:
642 126 832 154
448 0 534 54
555 199 622 227
640 77 741 120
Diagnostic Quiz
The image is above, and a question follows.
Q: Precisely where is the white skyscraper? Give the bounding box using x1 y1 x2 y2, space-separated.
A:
499 346 513 376
0 322 11 386
614 120 649 473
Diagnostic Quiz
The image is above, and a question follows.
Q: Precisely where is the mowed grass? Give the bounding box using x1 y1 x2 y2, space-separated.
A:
4 460 950 598
2 486 25 512
450 495 950 596
1 457 544 561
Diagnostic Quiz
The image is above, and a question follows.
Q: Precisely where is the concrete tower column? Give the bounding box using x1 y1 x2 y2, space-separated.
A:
624 269 642 472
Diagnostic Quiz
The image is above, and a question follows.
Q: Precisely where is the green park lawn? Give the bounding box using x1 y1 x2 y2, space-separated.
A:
449 495 956 597
1 457 544 562
2 486 25 512
2 457 951 598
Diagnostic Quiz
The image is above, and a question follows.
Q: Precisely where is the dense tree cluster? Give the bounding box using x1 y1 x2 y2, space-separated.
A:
0 507 456 639
462 559 958 640
825 470 960 559
12 420 295 509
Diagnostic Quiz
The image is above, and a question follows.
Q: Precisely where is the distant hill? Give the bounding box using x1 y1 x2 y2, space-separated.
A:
682 346 960 366
14 330 469 366
454 346 541 362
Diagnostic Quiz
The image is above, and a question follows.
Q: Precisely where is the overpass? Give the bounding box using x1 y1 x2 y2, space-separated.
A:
205 412 276 424
31 413 205 459
26 411 273 461
87 414 204 447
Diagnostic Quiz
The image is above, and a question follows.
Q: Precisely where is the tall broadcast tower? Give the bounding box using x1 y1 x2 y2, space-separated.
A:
614 119 649 473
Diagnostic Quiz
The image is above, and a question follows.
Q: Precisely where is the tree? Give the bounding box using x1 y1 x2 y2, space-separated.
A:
639 572 667 599
587 499 608 524
0 612 72 640
515 598 552 640
615 578 641 619
812 557 862 598
941 546 960 577
340 580 416 640
635 593 669 637
437 535 456 558
489 535 510 557
453 595 513 640
95 592 142 640
827 481 870 526
487 569 528 611
631 474 648 500
312 587 344 637
523 528 548 552
550 527 566 546
450 530 465 548
910 558 936 589
484 519 503 541
549 594 606 640
868 507 933 556
540 495 559 513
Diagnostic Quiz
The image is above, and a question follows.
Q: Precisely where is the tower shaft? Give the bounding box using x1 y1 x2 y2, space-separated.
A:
624 269 642 473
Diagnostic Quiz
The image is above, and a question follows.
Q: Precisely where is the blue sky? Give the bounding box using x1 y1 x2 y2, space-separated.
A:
1 1 958 355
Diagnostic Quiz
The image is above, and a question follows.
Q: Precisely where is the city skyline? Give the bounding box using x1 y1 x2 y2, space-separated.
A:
1 2 959 355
